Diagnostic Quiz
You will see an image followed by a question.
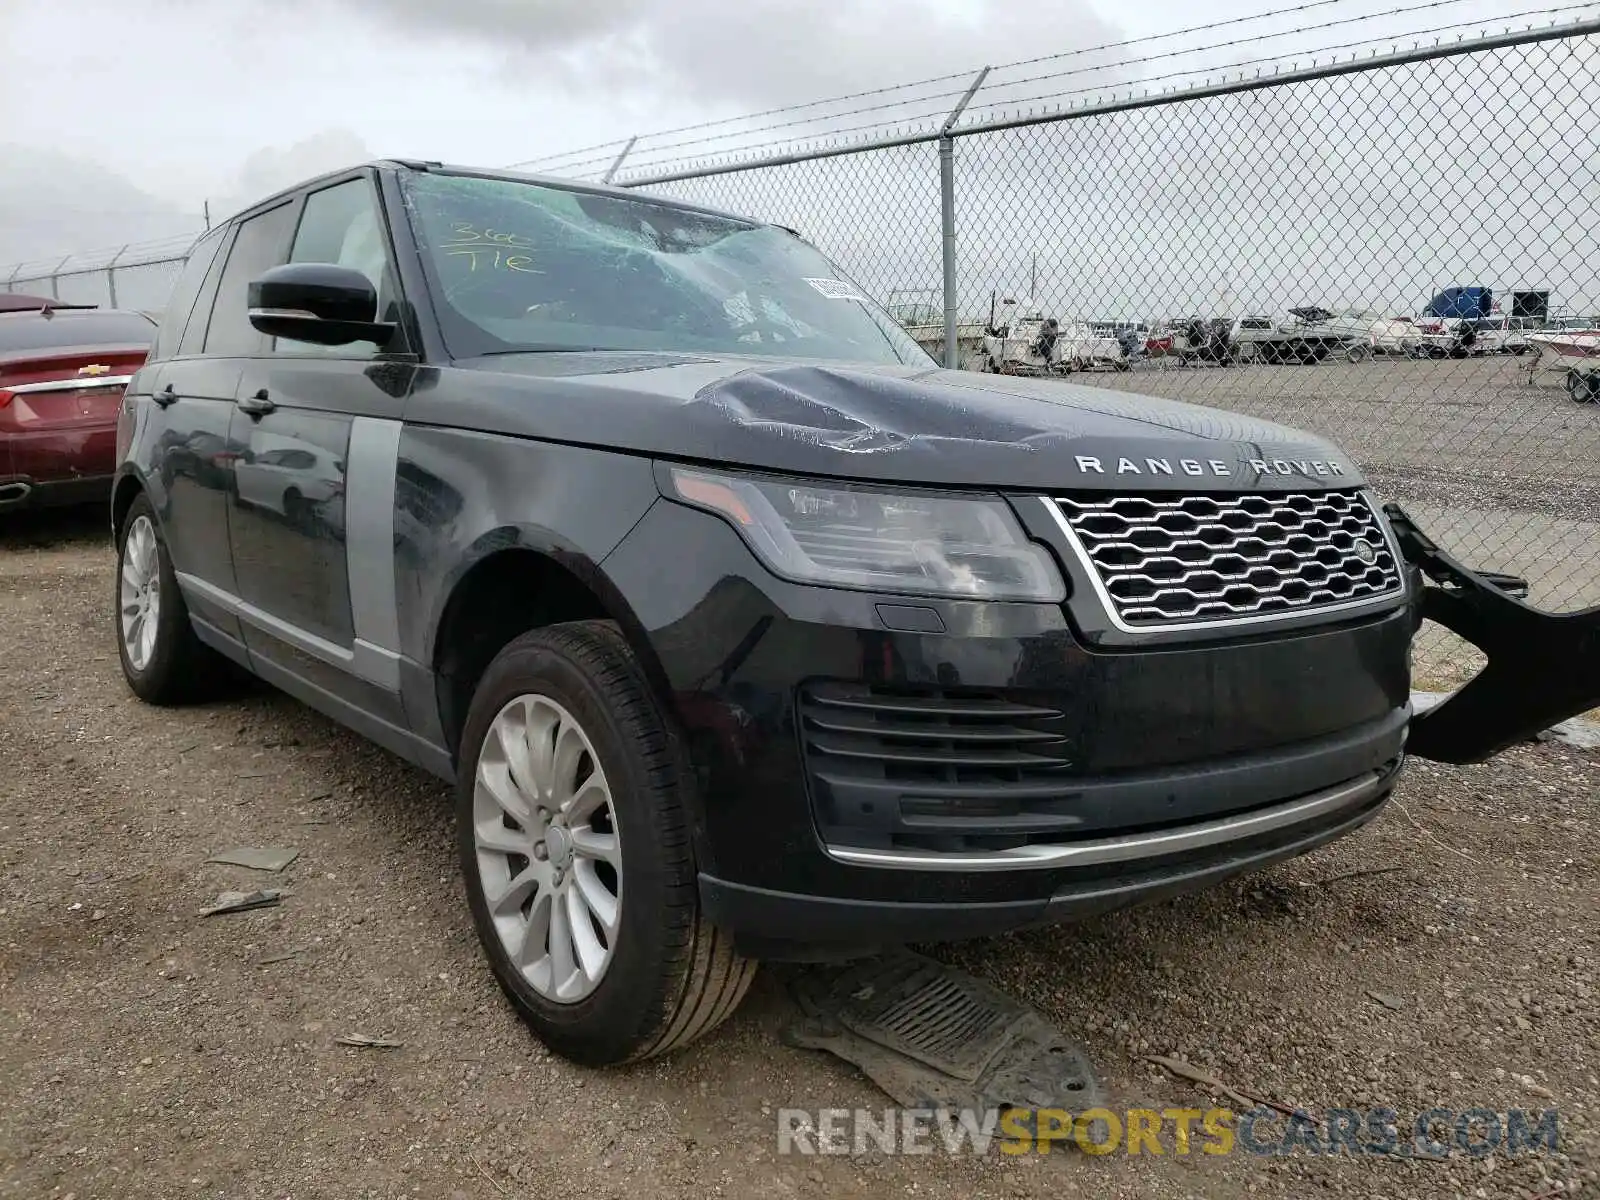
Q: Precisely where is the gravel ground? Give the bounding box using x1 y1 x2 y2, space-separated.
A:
1 512 1596 1200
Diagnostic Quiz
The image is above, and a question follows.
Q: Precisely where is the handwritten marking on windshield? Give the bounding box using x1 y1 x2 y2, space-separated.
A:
446 223 533 248
441 223 542 273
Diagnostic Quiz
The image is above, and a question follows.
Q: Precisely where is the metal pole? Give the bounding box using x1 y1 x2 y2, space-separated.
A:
602 136 638 185
939 141 959 368
106 244 128 309
4 263 20 293
938 67 990 371
49 253 72 300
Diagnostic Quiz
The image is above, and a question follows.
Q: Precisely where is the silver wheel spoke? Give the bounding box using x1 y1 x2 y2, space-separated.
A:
551 722 586 800
517 889 553 969
476 760 529 825
487 863 542 917
474 819 531 857
496 709 538 802
570 826 619 867
547 893 579 999
573 859 619 935
565 778 608 823
524 702 558 798
565 885 607 980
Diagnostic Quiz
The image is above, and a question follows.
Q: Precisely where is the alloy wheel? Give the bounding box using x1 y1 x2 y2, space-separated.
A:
472 694 623 1004
119 515 162 672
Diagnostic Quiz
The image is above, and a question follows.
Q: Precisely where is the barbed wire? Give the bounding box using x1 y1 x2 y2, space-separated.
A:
608 7 1600 182
506 0 1538 175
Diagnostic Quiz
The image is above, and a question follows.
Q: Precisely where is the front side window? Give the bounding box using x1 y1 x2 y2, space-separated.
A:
399 171 931 366
278 177 400 356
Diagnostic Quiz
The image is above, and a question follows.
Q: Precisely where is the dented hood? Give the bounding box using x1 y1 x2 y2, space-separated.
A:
437 352 1365 491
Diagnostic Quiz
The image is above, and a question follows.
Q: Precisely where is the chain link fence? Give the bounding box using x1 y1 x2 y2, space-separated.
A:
6 18 1597 684
608 21 1600 687
2 232 201 315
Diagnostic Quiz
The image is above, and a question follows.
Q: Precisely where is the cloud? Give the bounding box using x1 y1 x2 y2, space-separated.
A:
306 0 1122 111
219 129 375 217
0 145 198 268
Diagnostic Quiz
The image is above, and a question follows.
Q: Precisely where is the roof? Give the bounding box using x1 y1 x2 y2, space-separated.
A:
223 158 768 234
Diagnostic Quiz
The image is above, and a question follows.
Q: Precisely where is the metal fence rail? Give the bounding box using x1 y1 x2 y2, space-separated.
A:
5 18 1597 684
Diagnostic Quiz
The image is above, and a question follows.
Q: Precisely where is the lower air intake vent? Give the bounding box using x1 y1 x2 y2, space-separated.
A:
798 683 1075 849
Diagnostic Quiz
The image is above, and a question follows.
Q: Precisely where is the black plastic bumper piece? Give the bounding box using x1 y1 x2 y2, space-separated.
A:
1387 503 1600 764
701 766 1397 960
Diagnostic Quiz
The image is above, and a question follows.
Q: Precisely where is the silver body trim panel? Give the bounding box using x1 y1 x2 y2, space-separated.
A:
176 571 401 691
1042 489 1408 635
824 768 1392 871
344 417 403 656
3 375 134 394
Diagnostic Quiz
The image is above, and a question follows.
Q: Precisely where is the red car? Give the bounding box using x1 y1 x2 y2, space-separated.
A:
0 300 155 512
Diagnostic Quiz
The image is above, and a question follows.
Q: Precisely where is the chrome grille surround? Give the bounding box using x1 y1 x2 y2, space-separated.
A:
1045 488 1405 632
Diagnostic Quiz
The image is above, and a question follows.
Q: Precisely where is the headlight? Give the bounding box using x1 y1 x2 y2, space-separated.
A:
667 467 1066 603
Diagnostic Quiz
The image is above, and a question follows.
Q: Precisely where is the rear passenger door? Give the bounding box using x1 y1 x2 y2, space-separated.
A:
225 174 415 720
137 222 243 640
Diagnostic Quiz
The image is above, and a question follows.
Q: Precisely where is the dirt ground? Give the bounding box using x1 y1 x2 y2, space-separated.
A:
1 510 1596 1200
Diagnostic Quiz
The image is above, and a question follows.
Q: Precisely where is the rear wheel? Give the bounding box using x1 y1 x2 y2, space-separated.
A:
456 621 756 1065
115 494 231 704
1567 370 1599 404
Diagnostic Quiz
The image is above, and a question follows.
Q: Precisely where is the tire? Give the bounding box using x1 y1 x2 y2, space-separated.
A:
115 494 232 705
456 620 756 1066
1567 370 1599 404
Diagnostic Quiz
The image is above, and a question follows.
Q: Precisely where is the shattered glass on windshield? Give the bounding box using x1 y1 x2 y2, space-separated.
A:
400 172 930 366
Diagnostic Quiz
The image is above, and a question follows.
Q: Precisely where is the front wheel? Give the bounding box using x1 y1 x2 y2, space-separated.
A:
456 621 756 1065
1567 370 1599 404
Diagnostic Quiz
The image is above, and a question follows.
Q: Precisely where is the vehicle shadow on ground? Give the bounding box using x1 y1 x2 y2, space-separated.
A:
0 505 108 551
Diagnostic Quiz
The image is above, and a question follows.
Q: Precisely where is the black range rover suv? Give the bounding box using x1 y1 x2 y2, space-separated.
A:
111 160 1583 1066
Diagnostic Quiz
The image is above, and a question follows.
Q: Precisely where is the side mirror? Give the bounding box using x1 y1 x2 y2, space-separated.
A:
247 263 395 347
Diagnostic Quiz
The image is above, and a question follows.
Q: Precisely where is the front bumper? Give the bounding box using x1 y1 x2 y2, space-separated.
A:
604 497 1414 958
701 764 1397 953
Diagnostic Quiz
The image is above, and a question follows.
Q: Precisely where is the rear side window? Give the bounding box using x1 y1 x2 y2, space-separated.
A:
0 310 156 354
150 228 226 361
202 201 298 357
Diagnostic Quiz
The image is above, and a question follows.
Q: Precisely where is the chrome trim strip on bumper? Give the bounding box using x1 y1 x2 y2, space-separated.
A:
824 767 1393 872
2 375 134 394
1040 489 1408 635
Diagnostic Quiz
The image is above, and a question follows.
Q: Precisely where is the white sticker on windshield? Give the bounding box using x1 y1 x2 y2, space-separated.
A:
804 277 868 302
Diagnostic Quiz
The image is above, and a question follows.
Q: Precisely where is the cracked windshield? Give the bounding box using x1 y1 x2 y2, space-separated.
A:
403 172 929 365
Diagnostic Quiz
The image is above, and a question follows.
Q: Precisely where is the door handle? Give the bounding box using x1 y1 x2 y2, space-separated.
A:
153 384 178 409
237 389 276 417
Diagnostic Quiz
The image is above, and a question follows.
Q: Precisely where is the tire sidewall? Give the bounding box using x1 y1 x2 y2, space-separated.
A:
455 630 691 1061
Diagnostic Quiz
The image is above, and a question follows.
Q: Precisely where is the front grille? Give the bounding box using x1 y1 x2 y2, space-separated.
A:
1052 489 1403 627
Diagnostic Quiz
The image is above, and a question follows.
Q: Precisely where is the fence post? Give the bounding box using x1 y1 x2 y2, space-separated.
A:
4 263 19 294
602 136 638 185
106 244 129 309
49 253 72 300
939 68 990 369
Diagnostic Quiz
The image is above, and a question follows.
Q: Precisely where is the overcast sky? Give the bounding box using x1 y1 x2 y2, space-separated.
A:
0 0 1575 266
